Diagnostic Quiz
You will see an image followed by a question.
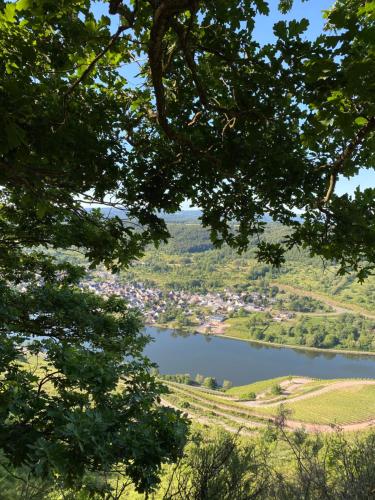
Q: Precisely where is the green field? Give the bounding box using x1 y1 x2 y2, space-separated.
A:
226 376 293 399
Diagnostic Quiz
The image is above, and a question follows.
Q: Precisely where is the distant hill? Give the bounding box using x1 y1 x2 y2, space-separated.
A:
85 206 202 223
84 207 284 224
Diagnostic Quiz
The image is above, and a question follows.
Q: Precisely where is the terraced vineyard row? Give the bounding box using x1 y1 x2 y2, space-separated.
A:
163 379 234 398
162 377 375 431
162 392 261 434
164 382 269 422
281 385 375 425
163 383 269 431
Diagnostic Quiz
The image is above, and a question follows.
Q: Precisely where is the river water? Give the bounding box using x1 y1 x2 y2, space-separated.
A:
143 327 375 386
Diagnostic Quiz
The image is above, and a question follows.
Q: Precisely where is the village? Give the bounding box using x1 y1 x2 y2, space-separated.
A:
81 271 295 331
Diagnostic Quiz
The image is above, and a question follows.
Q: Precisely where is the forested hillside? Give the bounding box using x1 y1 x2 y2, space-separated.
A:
117 218 375 313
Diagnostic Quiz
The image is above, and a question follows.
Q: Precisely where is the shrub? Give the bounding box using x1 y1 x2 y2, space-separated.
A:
222 380 233 390
249 391 257 400
270 384 283 396
203 377 217 390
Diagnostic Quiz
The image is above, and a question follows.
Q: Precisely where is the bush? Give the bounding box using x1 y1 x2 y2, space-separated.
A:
160 423 375 500
270 384 283 396
239 391 256 401
222 380 233 390
160 373 193 385
203 377 218 390
160 430 269 500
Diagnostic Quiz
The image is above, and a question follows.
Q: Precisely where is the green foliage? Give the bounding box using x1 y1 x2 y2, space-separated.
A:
160 373 194 385
270 384 283 396
227 312 375 352
285 294 331 313
160 426 375 500
222 379 233 390
267 419 375 499
203 377 218 390
0 0 373 280
0 256 188 493
159 372 229 390
243 392 257 401
161 429 270 500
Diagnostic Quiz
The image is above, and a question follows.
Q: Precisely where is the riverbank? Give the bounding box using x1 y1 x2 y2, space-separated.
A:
201 331 375 358
146 320 228 335
146 322 375 358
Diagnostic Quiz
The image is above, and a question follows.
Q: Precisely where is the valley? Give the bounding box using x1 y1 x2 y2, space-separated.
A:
61 217 375 438
80 218 375 353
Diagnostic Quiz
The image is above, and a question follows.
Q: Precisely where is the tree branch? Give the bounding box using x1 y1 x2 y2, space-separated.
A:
148 0 199 138
64 24 130 99
319 116 375 204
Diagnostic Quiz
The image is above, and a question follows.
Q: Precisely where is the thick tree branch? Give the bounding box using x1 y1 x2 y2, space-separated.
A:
148 0 199 138
171 18 210 108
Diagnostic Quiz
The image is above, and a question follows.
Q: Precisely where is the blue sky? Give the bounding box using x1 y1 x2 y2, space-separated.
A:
92 1 374 208
253 0 330 42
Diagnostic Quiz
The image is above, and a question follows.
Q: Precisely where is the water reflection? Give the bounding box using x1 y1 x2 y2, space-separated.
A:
144 327 375 385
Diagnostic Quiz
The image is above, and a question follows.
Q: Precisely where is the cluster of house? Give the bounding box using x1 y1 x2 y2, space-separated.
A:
81 272 292 326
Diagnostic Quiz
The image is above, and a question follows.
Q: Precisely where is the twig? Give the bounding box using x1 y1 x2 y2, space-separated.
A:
64 25 129 99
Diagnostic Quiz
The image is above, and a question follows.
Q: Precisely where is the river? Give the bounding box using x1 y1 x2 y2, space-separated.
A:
143 327 375 386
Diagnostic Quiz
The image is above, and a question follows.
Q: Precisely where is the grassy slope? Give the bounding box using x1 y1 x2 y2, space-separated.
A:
275 263 375 314
225 316 297 340
226 376 293 399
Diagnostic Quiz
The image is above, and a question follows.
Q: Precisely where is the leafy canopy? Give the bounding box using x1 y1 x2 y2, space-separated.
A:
0 0 374 277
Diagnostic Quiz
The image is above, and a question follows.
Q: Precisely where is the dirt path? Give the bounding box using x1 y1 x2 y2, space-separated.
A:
240 380 375 408
253 377 311 403
285 417 375 433
280 377 311 394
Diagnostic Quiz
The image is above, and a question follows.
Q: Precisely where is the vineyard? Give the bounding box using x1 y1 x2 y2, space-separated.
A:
161 377 375 432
